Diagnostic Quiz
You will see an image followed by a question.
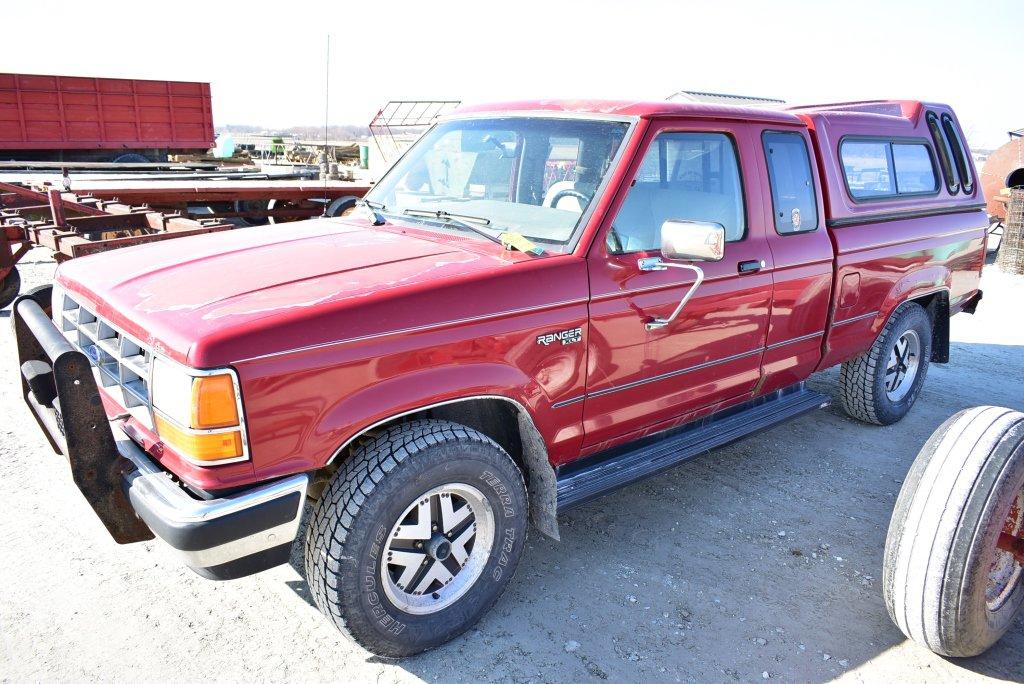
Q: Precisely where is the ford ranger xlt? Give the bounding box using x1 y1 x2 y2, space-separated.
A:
12 98 986 656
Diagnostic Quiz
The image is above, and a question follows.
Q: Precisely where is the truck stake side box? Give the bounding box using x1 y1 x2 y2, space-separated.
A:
13 98 986 656
0 72 214 162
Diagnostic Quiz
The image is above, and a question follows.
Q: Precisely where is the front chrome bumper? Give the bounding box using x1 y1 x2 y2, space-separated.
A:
119 432 308 579
13 293 308 580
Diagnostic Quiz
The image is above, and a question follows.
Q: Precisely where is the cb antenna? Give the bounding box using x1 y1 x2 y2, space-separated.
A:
322 34 330 216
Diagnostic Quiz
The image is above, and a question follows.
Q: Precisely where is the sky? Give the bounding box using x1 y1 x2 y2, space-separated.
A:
3 0 1021 149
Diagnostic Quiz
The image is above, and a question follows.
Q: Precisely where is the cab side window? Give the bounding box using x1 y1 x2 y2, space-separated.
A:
763 131 819 234
608 132 745 254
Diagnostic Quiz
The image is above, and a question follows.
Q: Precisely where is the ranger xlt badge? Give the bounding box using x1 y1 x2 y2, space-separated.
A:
537 327 583 346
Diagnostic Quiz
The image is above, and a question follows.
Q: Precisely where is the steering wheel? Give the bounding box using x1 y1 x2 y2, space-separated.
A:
548 188 589 210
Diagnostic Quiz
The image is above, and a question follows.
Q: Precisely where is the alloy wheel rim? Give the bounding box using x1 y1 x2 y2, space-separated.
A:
885 330 921 401
381 483 495 615
987 487 1024 611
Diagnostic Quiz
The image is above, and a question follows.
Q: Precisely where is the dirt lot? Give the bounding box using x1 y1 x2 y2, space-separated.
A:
1 249 1022 683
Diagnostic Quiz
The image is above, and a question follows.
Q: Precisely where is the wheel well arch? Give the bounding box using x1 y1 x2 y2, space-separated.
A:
313 396 561 540
888 289 950 364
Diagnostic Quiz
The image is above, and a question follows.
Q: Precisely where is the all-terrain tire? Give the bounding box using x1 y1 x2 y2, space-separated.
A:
304 419 528 657
839 302 932 425
0 266 21 309
883 406 1024 657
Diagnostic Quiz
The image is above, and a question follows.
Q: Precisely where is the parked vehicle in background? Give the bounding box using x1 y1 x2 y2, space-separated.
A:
885 406 1024 658
13 97 986 656
980 131 1024 223
0 72 214 163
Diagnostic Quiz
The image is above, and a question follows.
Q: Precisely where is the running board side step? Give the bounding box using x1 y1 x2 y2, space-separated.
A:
556 383 830 511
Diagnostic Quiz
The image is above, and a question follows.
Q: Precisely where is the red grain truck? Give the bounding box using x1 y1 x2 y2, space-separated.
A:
0 72 214 163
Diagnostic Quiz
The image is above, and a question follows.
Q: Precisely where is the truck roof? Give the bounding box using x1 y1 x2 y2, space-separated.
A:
788 99 935 121
451 99 804 126
453 98 947 129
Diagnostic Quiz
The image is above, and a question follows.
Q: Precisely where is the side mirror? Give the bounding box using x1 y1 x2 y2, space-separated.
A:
660 220 726 262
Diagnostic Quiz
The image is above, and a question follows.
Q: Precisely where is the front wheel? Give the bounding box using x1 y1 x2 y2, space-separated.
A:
839 302 932 425
305 420 528 657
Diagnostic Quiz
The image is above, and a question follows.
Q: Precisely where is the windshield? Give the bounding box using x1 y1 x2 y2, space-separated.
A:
365 117 630 253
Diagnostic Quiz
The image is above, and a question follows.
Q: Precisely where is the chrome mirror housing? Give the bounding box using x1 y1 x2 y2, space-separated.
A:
660 220 726 262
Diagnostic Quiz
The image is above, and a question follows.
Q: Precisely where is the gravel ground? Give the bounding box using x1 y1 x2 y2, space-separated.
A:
1 249 1022 683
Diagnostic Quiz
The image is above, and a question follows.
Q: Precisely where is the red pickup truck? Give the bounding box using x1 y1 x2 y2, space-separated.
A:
12 98 986 656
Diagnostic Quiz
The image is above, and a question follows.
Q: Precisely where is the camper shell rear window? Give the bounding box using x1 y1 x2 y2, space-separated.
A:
940 113 974 194
926 111 960 195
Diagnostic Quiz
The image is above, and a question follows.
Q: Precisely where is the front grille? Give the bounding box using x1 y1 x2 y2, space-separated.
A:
58 293 155 428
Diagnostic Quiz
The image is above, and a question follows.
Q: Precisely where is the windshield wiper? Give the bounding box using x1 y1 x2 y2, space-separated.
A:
356 198 387 225
402 208 545 255
402 208 504 247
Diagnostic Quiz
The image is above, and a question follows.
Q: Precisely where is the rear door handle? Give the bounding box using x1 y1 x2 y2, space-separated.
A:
738 260 764 274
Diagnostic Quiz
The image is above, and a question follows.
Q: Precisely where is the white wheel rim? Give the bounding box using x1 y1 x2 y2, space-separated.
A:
987 488 1024 611
885 330 921 402
380 483 495 615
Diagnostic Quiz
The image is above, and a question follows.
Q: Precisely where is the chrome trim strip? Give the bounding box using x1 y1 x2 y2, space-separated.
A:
765 330 825 351
325 395 533 465
563 330 830 405
117 432 307 568
832 310 879 327
551 395 585 409
589 270 768 303
588 348 764 400
238 298 590 363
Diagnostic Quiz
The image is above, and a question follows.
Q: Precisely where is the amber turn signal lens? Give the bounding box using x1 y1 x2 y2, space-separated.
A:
155 415 243 462
191 374 240 429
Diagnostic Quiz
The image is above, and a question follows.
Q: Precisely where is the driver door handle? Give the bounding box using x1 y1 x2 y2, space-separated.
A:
738 259 764 274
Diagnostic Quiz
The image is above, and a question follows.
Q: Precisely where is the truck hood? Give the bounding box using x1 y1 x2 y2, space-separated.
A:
55 218 531 366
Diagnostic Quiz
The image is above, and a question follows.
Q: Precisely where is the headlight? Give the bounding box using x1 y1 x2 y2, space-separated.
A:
151 358 246 464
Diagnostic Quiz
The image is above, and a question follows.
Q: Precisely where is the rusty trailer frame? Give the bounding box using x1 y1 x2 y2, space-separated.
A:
0 181 233 263
0 179 370 306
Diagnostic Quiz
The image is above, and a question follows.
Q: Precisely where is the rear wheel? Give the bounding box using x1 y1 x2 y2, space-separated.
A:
267 198 319 224
884 406 1024 656
0 266 21 309
325 195 359 218
233 199 270 226
839 302 932 425
111 153 150 164
304 419 528 657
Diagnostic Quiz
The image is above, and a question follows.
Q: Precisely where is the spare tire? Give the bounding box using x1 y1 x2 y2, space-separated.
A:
884 406 1024 656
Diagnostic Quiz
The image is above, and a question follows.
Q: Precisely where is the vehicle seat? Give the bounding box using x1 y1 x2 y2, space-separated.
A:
610 184 739 251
